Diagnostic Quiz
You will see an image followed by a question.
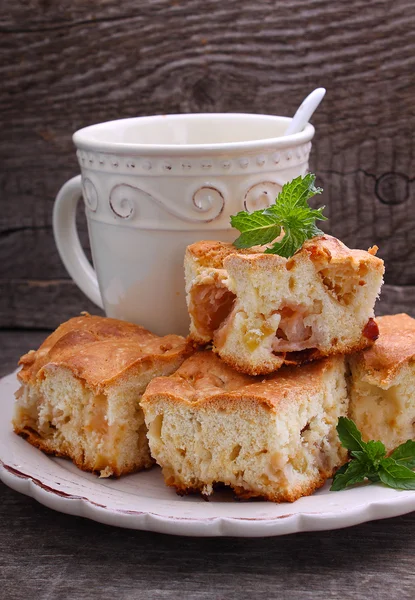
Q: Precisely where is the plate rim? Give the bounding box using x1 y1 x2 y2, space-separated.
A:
2 461 415 537
1 370 415 537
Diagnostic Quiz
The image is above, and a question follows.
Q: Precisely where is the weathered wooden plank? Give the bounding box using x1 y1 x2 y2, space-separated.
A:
0 0 414 328
1 3 414 158
0 279 103 328
1 474 415 599
0 204 91 281
0 329 50 375
1 226 78 281
376 284 415 317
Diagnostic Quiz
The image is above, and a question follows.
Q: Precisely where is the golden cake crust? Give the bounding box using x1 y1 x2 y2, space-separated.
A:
12 425 154 477
18 313 192 391
185 240 261 269
186 234 383 273
168 474 328 503
351 313 415 385
143 350 338 411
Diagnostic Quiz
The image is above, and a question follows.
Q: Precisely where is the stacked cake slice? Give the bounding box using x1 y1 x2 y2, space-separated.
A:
13 314 192 477
184 235 384 374
141 235 386 501
142 351 348 502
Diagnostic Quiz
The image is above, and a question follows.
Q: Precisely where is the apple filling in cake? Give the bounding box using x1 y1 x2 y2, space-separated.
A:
185 235 384 375
188 272 237 339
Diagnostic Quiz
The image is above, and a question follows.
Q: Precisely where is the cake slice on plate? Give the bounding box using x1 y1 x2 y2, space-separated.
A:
185 235 384 375
13 313 192 477
141 350 349 502
349 313 415 453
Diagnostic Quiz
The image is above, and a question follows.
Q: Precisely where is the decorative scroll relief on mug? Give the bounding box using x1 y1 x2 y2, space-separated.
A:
82 176 292 228
105 183 225 226
109 185 135 219
82 177 98 212
76 144 311 176
244 181 283 213
192 186 225 222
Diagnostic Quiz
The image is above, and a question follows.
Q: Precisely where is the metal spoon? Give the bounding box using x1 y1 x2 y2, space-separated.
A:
284 88 326 136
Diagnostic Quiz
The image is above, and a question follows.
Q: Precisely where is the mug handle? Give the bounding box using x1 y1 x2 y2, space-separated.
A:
53 175 104 309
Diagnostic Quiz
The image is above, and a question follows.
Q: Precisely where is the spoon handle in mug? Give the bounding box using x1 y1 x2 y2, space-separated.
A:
53 175 103 309
284 88 326 136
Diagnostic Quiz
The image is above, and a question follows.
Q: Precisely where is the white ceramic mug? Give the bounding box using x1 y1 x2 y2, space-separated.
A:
53 113 314 335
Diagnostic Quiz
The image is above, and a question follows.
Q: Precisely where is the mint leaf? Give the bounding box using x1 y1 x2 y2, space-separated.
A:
350 450 372 465
364 440 387 465
332 418 415 493
336 417 367 453
378 457 415 490
230 211 281 249
264 227 308 258
350 450 382 482
330 460 368 491
390 440 415 469
267 173 323 211
230 174 326 258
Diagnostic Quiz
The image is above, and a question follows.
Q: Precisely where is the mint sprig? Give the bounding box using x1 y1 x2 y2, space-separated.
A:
331 417 415 491
230 174 327 258
389 440 415 469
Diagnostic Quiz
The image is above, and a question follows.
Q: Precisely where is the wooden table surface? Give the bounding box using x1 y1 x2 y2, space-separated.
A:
1 330 414 600
2 0 415 330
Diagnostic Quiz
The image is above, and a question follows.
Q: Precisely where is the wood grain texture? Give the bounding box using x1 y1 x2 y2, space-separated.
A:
0 279 103 328
1 0 415 327
0 329 49 375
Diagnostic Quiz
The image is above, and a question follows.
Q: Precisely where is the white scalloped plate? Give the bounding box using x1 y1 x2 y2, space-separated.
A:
1 370 414 537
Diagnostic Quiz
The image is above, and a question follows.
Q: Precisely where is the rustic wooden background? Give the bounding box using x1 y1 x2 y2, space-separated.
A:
1 0 414 329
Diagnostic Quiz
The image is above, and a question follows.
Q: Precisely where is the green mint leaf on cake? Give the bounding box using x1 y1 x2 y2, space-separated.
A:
264 228 306 258
336 417 368 453
389 440 415 469
363 440 387 464
231 174 326 258
229 211 282 248
331 418 415 492
378 458 415 490
330 460 369 491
